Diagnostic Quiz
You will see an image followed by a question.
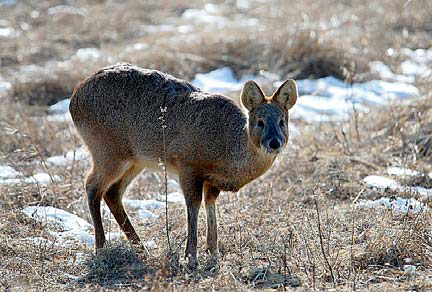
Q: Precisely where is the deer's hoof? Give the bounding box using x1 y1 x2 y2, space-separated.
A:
186 255 198 272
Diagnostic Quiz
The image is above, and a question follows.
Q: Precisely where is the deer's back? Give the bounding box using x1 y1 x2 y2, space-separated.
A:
70 63 198 126
70 63 248 170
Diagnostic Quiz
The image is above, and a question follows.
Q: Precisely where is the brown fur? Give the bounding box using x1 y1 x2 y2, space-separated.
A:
69 62 297 268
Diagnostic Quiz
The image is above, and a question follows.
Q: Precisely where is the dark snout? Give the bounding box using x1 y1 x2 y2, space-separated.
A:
269 138 282 151
262 126 286 154
263 137 284 154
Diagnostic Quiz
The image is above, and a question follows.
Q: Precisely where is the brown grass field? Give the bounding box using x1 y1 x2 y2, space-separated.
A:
1 0 432 290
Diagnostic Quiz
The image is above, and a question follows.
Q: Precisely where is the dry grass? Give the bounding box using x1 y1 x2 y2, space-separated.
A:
3 0 430 105
2 91 432 291
1 0 432 290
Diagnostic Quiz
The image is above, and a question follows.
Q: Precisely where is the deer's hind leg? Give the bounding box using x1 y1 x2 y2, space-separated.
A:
85 159 133 249
103 163 143 245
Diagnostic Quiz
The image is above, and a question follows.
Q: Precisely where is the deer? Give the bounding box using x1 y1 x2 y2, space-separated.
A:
69 62 297 269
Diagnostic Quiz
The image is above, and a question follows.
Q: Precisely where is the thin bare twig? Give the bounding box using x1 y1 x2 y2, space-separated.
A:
314 197 335 285
159 106 171 251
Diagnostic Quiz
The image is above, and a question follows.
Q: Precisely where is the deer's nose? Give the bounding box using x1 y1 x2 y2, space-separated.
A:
269 138 281 150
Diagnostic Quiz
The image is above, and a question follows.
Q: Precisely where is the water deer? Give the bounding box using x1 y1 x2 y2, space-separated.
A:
69 63 297 269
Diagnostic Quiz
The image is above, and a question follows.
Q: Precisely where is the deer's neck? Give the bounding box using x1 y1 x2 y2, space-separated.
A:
233 125 276 182
206 117 276 192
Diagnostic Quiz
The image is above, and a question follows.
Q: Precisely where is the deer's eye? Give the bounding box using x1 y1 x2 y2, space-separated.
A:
279 120 285 127
257 120 264 128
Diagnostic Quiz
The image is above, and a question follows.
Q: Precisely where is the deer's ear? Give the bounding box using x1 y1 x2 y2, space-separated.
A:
272 79 298 110
241 80 265 111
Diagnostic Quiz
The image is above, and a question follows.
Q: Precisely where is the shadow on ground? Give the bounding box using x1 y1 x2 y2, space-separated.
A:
76 245 153 289
243 266 301 289
72 243 301 289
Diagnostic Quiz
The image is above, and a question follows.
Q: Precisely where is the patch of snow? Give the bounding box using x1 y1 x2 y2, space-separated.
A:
168 179 180 191
387 166 419 177
192 67 257 94
369 61 414 83
410 186 432 198
50 98 70 113
0 172 60 185
236 17 259 27
403 264 416 273
23 206 94 244
22 206 121 246
144 239 157 249
182 5 228 29
177 25 194 33
23 236 55 246
46 155 69 167
104 232 123 242
137 209 159 220
23 206 92 231
400 59 431 78
48 98 72 123
159 191 185 203
51 229 92 245
0 27 17 38
295 76 419 101
47 5 87 17
21 202 171 246
122 199 165 220
141 24 175 33
0 165 21 179
192 66 420 123
399 48 432 79
104 196 182 220
46 147 88 166
203 3 220 14
72 48 101 61
236 0 252 9
181 3 258 29
362 79 419 99
357 197 427 213
123 199 165 210
30 173 61 184
293 94 366 122
401 48 432 64
36 49 423 127
364 175 432 198
132 43 148 50
46 112 72 123
236 0 269 9
364 175 399 190
285 76 418 122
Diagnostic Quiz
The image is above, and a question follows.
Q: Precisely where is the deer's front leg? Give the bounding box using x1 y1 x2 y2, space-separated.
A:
204 182 220 257
180 171 203 270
